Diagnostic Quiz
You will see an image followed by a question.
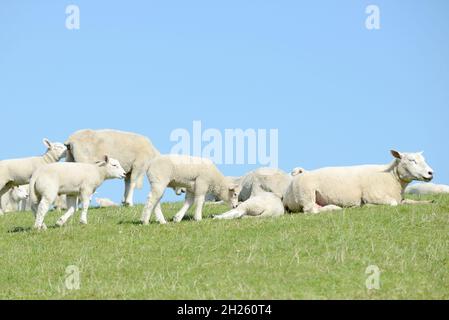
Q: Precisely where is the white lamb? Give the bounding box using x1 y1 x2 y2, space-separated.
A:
239 167 299 202
30 156 126 230
0 186 29 213
283 150 434 214
405 183 449 195
96 198 118 207
0 139 67 215
141 155 240 225
65 129 160 207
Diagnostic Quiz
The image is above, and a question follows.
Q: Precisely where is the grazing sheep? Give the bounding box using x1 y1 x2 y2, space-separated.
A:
239 167 293 202
0 186 29 213
65 129 160 207
141 155 240 225
96 198 118 207
0 139 67 215
405 183 449 195
213 186 284 220
283 150 434 214
30 156 126 230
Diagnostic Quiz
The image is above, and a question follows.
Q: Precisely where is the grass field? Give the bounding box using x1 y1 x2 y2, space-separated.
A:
0 195 448 300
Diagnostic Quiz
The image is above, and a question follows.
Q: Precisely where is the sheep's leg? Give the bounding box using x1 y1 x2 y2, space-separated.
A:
317 205 342 213
154 202 167 225
34 198 51 231
193 195 206 221
56 196 78 227
141 184 166 225
401 199 434 205
213 209 245 220
79 194 91 225
0 185 11 215
173 192 194 223
123 174 131 206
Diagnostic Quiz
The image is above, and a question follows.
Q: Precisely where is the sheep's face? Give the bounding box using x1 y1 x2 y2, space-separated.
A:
391 150 434 183
226 184 240 209
12 186 28 201
100 156 127 179
43 139 67 160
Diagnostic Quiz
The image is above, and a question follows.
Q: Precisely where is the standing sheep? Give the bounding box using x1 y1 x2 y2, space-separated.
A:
65 129 160 207
30 156 126 230
141 155 240 225
0 139 67 215
283 150 434 214
0 186 29 213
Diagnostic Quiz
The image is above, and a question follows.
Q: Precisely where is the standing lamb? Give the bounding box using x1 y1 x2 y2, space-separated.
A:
405 183 449 195
0 186 29 213
30 156 126 230
0 139 67 215
65 129 160 207
141 155 240 225
283 150 434 214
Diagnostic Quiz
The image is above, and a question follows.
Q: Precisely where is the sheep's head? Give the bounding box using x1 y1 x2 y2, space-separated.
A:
12 186 29 201
225 180 240 209
391 150 434 183
97 156 127 180
43 138 67 160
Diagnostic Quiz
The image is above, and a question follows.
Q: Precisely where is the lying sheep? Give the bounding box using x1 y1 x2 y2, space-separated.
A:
213 186 284 220
283 150 434 214
65 129 160 207
405 183 449 195
96 198 118 207
239 167 296 202
0 139 67 215
0 186 29 214
141 155 240 225
30 156 126 230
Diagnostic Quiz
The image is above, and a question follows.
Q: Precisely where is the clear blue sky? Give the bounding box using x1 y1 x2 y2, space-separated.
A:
1 1 448 204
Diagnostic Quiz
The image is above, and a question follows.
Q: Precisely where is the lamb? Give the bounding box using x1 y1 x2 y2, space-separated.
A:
0 186 29 213
65 129 160 207
141 155 240 225
0 139 67 215
239 167 297 202
96 198 118 207
30 156 126 230
405 183 449 195
283 150 434 214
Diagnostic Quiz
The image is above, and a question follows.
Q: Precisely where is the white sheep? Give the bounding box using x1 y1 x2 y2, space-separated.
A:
0 139 67 215
65 129 160 207
30 156 126 230
141 155 240 225
283 150 434 214
96 197 118 207
213 186 284 220
0 186 29 213
405 183 449 195
239 167 295 202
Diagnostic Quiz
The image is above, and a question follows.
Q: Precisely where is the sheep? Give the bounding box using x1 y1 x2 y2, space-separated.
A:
405 183 449 195
65 129 160 207
141 155 240 225
96 198 118 207
0 186 29 213
213 185 285 220
0 139 67 215
239 167 295 202
283 150 434 214
30 156 126 230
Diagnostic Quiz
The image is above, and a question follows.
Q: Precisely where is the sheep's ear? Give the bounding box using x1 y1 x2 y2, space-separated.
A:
43 138 52 148
96 160 107 167
228 184 239 192
391 150 402 159
104 155 110 163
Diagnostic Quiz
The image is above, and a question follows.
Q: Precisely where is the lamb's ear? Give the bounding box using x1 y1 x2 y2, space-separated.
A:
391 150 402 159
104 155 110 163
43 138 52 148
228 184 239 192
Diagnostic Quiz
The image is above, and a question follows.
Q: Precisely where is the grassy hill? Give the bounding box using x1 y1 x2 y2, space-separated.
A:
0 195 448 300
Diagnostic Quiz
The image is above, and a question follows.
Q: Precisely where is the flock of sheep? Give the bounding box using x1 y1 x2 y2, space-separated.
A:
0 129 447 231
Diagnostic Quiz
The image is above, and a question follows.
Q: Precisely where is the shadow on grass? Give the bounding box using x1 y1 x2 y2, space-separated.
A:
8 224 63 234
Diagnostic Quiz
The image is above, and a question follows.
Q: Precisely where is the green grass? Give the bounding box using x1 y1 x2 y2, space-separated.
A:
1 195 448 300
